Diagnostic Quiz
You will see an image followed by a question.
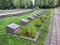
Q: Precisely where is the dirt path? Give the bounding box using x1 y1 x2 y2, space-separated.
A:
45 9 60 45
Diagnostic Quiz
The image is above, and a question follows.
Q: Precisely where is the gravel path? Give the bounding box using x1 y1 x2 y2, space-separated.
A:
45 9 60 45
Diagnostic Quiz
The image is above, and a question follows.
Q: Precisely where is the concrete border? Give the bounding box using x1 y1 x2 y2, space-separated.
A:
0 9 34 18
6 32 40 42
44 10 54 45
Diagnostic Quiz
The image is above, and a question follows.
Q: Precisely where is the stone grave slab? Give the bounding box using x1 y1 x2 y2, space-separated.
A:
36 14 40 16
28 16 35 20
33 15 38 18
6 23 20 34
21 19 29 25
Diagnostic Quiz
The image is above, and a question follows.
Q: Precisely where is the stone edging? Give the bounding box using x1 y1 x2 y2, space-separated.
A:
6 32 40 42
0 9 34 18
44 10 54 45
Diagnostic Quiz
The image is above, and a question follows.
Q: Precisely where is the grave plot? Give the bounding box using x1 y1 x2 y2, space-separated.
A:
6 22 40 42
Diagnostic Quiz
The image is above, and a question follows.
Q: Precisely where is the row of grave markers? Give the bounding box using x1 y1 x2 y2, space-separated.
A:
6 10 45 42
6 13 41 34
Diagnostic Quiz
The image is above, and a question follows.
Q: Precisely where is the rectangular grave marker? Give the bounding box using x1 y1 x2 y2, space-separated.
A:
36 14 40 16
33 15 38 18
21 19 29 25
6 23 20 34
28 16 35 20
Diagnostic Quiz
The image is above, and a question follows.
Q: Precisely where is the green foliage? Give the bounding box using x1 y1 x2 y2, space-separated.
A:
13 0 20 7
35 0 59 8
40 9 52 23
40 15 47 22
49 0 59 7
26 23 37 38
0 0 11 9
13 0 31 8
17 22 37 38
0 0 32 9
33 18 42 27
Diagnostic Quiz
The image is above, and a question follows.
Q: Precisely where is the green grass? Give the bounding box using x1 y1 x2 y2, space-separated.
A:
0 9 41 35
0 9 53 45
17 22 37 38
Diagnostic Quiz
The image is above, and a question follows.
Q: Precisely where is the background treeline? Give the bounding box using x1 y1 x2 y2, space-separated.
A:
0 0 11 9
13 0 34 8
0 0 60 9
0 0 34 9
35 0 59 8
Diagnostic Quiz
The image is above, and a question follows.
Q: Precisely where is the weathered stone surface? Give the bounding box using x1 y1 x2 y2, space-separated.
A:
33 15 38 18
36 14 40 16
0 9 34 18
17 32 40 42
28 16 35 20
21 19 29 25
6 23 20 34
7 32 40 42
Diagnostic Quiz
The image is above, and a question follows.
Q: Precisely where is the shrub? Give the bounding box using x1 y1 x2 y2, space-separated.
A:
33 18 42 27
40 15 48 22
13 0 31 8
26 23 37 38
16 26 27 36
16 22 37 38
40 10 52 23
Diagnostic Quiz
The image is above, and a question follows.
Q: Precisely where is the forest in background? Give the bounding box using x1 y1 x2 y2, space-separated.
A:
0 0 60 9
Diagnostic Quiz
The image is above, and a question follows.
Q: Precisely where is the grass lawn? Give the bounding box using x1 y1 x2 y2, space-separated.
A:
0 9 41 35
0 9 53 45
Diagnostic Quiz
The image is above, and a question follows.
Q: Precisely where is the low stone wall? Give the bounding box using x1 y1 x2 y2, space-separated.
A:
0 9 34 18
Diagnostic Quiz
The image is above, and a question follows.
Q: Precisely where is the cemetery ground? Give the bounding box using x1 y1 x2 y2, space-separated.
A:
0 9 53 45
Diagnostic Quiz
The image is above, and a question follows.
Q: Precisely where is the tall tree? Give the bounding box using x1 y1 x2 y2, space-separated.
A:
13 0 20 7
0 0 11 9
35 0 59 8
